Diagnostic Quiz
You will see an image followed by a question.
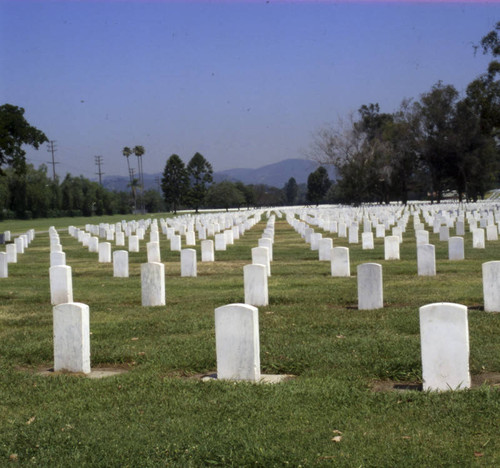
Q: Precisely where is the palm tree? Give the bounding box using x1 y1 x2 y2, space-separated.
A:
133 145 145 212
122 147 133 185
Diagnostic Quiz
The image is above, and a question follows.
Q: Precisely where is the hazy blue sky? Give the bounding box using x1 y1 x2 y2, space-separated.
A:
1 0 498 180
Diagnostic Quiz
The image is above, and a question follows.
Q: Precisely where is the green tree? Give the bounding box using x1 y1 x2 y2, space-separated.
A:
250 184 284 207
234 181 256 208
161 154 189 213
143 189 165 213
309 110 388 204
0 171 10 216
382 100 422 204
416 82 459 202
478 20 500 79
8 164 52 218
114 190 133 215
205 181 245 211
187 152 213 212
283 177 298 205
307 166 331 205
0 104 48 173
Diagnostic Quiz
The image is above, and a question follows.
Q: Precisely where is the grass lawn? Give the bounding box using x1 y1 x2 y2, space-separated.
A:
1 211 499 467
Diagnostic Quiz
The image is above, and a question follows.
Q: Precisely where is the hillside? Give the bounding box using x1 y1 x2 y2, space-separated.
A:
102 158 337 192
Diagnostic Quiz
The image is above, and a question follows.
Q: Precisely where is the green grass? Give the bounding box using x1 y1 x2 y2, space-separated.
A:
1 213 499 466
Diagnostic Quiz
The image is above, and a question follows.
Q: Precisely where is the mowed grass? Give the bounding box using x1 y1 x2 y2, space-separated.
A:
1 212 499 467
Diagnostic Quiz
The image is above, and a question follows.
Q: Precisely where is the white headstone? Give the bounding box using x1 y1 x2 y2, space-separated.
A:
361 232 374 250
88 236 99 253
128 235 140 252
224 229 234 245
331 247 350 277
214 233 226 251
0 252 7 278
448 237 464 260
51 243 63 253
6 243 17 263
181 249 197 277
252 247 270 277
439 226 450 241
310 233 322 250
53 302 91 374
201 239 215 262
348 225 359 244
486 224 498 241
50 251 66 267
113 250 129 277
244 264 268 306
375 224 385 238
141 262 165 306
416 229 429 246
318 238 333 261
417 244 436 276
357 263 383 310
215 303 260 381
98 242 112 263
384 236 400 260
15 237 24 254
185 231 196 246
419 302 470 391
472 229 485 248
258 237 273 260
338 223 347 238
170 234 181 252
150 230 159 243
147 241 161 263
49 265 73 305
456 220 465 236
115 231 125 246
482 261 500 312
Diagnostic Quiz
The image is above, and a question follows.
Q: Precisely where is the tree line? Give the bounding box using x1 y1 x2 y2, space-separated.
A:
0 163 169 220
160 153 307 211
310 22 500 205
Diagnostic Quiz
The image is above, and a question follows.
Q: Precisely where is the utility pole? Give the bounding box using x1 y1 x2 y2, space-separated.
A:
46 140 59 181
95 155 104 186
154 176 161 192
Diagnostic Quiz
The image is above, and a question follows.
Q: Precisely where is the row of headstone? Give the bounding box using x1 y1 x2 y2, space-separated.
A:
287 210 500 312
0 229 35 278
49 294 471 391
73 210 264 255
244 216 274 307
215 300 471 391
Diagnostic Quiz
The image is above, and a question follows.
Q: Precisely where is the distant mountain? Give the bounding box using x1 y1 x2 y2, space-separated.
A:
101 158 337 192
213 159 337 187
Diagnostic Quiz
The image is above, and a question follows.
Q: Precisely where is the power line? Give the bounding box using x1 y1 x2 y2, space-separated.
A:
94 155 104 185
46 140 59 181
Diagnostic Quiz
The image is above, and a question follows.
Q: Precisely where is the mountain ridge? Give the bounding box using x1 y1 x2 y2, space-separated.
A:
102 158 337 192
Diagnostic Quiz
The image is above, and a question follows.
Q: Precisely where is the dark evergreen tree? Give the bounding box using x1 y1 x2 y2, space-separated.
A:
283 177 298 205
161 154 189 213
186 152 213 212
307 167 331 204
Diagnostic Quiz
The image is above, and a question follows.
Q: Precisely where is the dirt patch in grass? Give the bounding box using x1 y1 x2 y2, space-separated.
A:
18 364 131 379
371 372 500 392
184 372 297 384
